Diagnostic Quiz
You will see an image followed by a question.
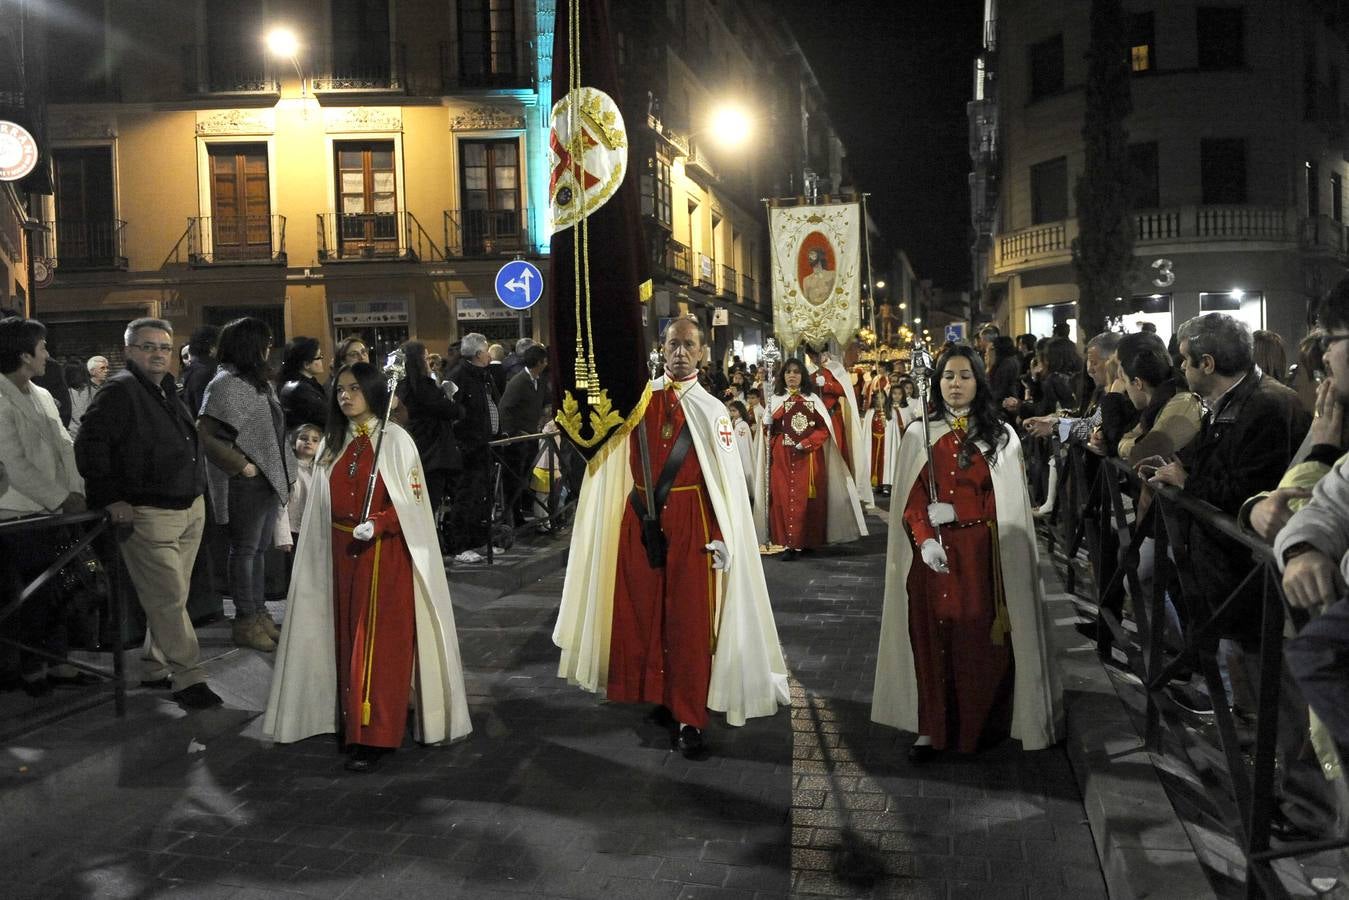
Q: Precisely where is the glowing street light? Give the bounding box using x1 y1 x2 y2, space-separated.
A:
708 103 752 148
875 280 886 289
265 27 306 95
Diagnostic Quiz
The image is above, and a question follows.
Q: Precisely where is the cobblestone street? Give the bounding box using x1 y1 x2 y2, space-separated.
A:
3 521 1107 899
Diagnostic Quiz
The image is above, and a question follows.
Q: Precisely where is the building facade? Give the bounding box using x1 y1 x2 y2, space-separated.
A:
0 0 47 314
609 0 852 366
972 0 1349 347
26 0 552 364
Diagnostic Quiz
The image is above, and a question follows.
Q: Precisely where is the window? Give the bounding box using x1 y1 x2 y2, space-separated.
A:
1129 12 1156 73
331 0 391 83
1200 290 1264 332
1030 156 1069 224
1028 34 1064 101
204 0 266 92
1128 142 1160 209
459 139 522 253
459 0 517 87
1200 138 1247 204
53 147 118 268
208 144 272 260
335 141 398 256
1333 172 1343 223
1308 160 1320 218
1197 6 1244 71
46 0 111 101
641 153 672 228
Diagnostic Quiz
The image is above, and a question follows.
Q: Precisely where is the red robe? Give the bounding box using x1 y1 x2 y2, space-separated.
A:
608 382 723 729
815 365 851 474
768 393 830 550
902 428 1014 753
330 432 416 749
869 411 888 488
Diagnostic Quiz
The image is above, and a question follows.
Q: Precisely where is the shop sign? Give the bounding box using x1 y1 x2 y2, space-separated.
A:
0 121 38 181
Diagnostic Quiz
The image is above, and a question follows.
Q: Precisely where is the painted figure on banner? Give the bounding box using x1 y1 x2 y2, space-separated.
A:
754 358 867 561
871 345 1063 762
263 363 472 773
800 241 837 306
553 317 789 759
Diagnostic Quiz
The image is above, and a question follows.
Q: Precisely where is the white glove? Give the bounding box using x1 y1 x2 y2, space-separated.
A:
920 539 948 574
352 521 375 541
927 502 956 526
815 374 826 386
705 540 730 571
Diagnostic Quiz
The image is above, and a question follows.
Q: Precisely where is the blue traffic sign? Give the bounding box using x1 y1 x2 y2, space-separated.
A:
494 260 545 311
944 322 967 343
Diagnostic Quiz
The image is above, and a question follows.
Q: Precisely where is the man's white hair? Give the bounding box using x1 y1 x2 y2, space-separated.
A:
461 333 489 358
86 355 108 373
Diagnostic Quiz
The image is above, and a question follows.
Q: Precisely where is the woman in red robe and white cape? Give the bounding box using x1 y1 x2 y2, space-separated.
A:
871 345 1062 760
263 363 471 772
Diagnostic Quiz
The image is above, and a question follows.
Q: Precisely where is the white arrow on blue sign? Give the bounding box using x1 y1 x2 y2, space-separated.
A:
494 260 545 311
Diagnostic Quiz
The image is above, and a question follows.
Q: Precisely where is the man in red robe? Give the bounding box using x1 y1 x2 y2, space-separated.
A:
607 318 728 758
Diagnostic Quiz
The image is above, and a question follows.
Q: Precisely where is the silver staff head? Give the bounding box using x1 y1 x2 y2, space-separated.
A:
383 348 407 385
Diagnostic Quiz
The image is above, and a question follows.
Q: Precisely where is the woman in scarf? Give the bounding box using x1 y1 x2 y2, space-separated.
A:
263 362 470 772
872 345 1062 761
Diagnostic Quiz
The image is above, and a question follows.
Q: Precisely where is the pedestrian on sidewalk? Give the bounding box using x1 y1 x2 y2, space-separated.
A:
872 344 1063 761
263 362 471 773
554 317 789 759
75 317 222 710
197 318 293 654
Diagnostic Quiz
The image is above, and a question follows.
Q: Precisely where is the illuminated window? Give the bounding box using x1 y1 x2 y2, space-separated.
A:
1129 13 1155 74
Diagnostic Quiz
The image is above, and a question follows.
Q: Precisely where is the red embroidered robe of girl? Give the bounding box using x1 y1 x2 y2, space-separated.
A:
869 410 888 488
330 432 416 749
901 426 1014 753
608 382 723 729
768 394 830 550
815 366 851 473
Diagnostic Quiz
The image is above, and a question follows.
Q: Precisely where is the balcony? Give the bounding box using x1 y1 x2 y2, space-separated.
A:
993 206 1296 275
664 242 693 283
720 263 737 300
443 208 534 257
684 141 718 182
317 211 439 262
741 272 757 306
187 215 286 265
312 43 406 93
40 219 127 271
1300 215 1349 259
438 39 535 92
180 45 277 95
967 97 998 163
695 253 716 293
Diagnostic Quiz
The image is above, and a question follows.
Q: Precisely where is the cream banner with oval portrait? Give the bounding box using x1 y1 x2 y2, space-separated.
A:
767 202 862 349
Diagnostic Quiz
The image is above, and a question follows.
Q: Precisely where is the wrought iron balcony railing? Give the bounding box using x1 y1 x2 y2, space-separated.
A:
741 272 757 306
187 215 286 265
312 43 406 93
180 45 278 95
443 208 535 257
695 253 716 293
39 219 128 271
665 242 693 283
317 211 444 262
720 263 737 300
438 39 535 92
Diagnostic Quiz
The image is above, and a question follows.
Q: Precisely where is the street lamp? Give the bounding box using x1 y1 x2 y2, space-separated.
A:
265 27 306 95
875 280 886 289
708 103 752 149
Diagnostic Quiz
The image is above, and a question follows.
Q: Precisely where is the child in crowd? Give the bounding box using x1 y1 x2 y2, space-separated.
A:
287 423 321 545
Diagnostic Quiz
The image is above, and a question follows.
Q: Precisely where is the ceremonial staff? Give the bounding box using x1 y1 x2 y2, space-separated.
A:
759 337 782 519
358 348 407 525
909 337 942 546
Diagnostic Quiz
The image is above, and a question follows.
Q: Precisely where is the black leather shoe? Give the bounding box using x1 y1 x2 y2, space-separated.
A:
779 549 798 561
907 742 938 764
344 745 388 773
139 677 173 690
646 705 676 730
675 725 707 760
173 682 223 709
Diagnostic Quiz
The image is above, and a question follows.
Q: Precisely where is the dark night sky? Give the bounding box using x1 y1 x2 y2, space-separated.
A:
777 0 984 290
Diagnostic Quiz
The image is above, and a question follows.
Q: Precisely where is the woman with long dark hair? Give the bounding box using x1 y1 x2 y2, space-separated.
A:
264 362 471 772
277 337 327 430
396 340 462 518
872 345 1062 761
198 317 293 652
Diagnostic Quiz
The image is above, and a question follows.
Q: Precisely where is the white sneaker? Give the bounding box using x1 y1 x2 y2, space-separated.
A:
454 549 483 564
490 546 509 556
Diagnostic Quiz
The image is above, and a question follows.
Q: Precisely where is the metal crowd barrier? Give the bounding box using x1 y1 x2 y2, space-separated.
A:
0 509 127 723
482 430 577 565
1049 443 1348 899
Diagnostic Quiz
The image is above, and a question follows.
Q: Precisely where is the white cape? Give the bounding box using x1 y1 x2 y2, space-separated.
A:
807 356 875 508
862 409 904 488
263 422 472 745
871 421 1064 750
552 378 789 726
752 391 868 546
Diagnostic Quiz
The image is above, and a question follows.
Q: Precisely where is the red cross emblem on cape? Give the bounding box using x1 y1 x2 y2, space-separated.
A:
716 415 735 453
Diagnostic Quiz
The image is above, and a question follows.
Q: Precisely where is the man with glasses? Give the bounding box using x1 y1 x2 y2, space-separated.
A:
75 318 220 709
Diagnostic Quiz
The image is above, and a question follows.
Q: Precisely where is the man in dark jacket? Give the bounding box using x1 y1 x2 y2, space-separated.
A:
446 333 501 562
178 324 219 417
75 317 221 709
499 344 548 523
1145 313 1310 646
